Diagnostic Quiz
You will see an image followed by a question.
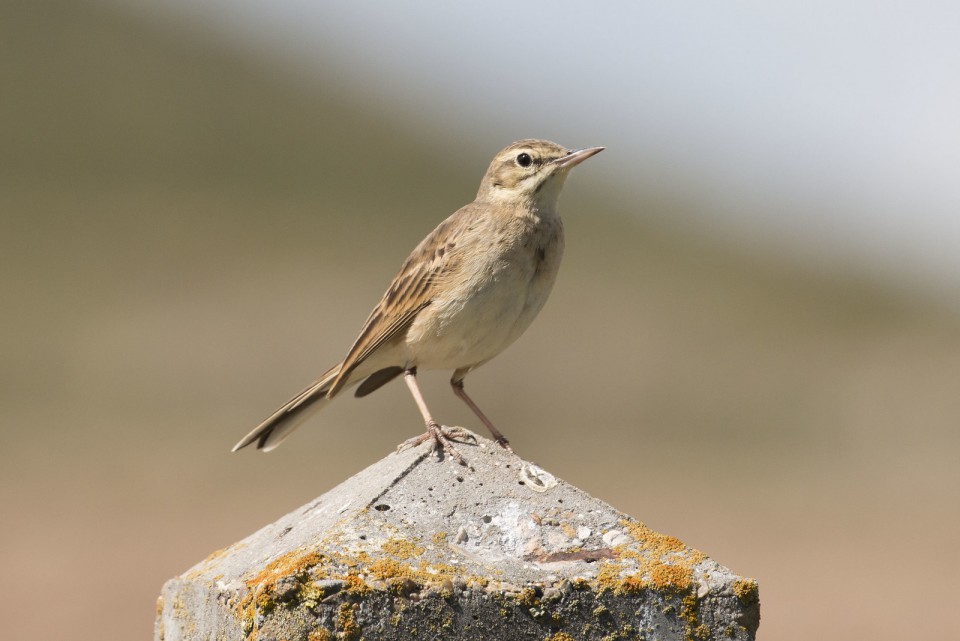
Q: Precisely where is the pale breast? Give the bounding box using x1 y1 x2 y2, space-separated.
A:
404 212 564 371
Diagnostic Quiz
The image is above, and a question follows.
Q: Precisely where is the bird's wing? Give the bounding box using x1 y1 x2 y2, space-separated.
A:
326 206 475 397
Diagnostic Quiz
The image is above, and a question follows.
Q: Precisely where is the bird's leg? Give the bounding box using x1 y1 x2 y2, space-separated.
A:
400 368 468 464
450 374 513 452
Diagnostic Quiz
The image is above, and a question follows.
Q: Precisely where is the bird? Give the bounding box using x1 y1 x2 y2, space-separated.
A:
232 139 603 462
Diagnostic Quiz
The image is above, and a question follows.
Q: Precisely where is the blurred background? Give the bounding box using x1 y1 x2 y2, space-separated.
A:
2 1 959 639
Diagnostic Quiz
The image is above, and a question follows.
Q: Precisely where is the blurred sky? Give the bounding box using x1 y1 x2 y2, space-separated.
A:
120 0 960 298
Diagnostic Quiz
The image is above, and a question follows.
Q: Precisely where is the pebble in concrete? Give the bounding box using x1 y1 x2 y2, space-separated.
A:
155 431 760 640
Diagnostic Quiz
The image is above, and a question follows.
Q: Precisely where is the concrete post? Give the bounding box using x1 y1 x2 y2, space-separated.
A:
156 431 759 640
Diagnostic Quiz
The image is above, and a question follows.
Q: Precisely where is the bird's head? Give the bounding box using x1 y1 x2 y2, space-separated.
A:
476 139 604 210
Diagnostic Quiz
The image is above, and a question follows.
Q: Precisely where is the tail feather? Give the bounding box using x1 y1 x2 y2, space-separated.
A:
232 364 340 452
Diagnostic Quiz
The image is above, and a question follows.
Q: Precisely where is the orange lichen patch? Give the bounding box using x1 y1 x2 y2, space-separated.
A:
341 573 372 596
649 564 693 591
544 633 576 641
615 573 648 594
235 548 326 638
245 549 324 590
595 561 627 593
732 578 759 604
368 558 408 581
370 553 465 589
340 550 371 569
336 603 361 640
595 560 678 595
307 628 332 641
621 519 687 554
592 520 707 597
431 531 448 545
380 538 425 559
236 595 257 637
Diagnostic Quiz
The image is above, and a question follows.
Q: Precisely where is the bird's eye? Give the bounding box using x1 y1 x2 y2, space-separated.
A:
516 152 533 168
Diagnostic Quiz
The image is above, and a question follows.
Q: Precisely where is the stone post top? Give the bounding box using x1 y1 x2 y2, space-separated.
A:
157 430 759 641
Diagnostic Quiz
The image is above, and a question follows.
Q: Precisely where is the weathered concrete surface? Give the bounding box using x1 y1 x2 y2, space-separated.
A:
156 431 759 640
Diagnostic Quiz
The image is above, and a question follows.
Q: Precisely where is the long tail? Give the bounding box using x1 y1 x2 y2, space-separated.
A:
232 364 341 452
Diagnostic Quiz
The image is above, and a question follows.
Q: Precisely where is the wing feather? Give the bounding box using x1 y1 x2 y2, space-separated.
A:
326 207 476 396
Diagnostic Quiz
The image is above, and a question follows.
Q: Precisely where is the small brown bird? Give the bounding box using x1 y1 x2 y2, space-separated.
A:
232 139 603 461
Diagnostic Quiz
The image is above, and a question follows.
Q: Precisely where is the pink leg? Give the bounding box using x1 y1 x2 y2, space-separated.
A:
450 376 513 452
400 368 468 464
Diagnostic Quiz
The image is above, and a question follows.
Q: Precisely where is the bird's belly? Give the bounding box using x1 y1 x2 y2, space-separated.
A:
404 241 561 371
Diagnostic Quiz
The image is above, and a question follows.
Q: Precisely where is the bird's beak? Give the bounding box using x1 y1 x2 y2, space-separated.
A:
553 146 604 168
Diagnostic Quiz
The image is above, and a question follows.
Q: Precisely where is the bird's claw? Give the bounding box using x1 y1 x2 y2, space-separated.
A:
398 423 473 464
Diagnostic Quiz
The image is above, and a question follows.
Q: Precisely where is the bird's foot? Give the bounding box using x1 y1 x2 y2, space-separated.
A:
492 434 513 453
398 424 475 465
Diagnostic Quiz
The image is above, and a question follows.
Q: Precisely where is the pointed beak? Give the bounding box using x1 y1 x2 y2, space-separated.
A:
553 146 604 168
